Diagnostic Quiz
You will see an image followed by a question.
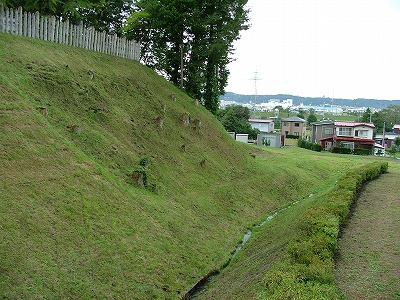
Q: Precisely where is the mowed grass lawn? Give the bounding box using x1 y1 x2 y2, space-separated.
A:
195 151 389 300
335 160 400 300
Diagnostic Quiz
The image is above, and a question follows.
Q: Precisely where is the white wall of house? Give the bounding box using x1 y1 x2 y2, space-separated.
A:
336 126 374 139
249 121 274 133
236 134 249 143
257 133 284 148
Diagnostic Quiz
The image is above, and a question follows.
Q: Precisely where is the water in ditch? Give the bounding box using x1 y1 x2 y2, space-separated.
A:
181 197 308 299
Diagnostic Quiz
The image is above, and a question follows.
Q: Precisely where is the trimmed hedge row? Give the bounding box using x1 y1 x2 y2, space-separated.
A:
286 134 300 139
298 139 323 152
332 147 371 155
261 161 388 300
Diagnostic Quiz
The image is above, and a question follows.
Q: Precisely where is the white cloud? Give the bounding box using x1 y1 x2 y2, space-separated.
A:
226 0 400 100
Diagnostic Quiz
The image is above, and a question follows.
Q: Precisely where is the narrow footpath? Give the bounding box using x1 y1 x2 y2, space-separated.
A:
335 161 400 300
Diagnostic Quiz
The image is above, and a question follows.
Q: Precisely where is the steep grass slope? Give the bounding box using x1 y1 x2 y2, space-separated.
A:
0 33 369 299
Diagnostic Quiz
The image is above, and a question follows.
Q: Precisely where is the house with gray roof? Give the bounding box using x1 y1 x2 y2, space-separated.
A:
281 117 306 138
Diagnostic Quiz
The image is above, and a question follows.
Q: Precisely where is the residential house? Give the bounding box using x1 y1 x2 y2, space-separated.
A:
310 120 375 151
374 124 400 148
374 133 398 148
248 119 274 133
394 124 400 135
281 117 307 138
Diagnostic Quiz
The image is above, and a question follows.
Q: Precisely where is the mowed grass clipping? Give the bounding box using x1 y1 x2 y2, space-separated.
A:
0 32 385 299
335 161 400 300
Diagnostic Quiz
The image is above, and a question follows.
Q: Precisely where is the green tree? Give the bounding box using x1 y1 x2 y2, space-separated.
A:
393 136 400 151
371 111 386 133
387 146 397 158
78 0 134 35
380 105 400 131
361 107 372 123
307 114 317 124
217 105 255 136
124 0 249 114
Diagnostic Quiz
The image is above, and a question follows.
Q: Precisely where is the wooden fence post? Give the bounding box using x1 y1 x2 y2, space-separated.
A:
34 11 39 37
17 7 22 35
43 17 48 41
27 12 32 38
9 7 14 34
0 3 4 32
14 7 18 34
23 11 27 36
73 23 77 46
4 6 9 33
79 23 84 47
0 4 140 62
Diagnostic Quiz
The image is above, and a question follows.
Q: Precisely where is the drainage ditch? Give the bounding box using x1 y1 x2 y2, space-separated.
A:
181 197 309 300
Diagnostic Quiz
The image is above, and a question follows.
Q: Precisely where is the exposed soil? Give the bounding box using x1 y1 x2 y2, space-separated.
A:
335 161 400 300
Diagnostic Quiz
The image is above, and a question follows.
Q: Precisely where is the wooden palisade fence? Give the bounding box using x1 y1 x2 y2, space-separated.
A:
0 3 140 61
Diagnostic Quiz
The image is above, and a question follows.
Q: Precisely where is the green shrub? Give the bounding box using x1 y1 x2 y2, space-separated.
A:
297 139 322 152
353 148 371 155
332 147 352 154
286 134 300 139
261 161 388 299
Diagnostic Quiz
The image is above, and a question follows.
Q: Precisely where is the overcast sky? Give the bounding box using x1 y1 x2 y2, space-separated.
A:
225 0 400 100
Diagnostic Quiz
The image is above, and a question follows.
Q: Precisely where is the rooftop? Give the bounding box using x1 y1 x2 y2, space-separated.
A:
282 116 306 122
248 119 274 123
334 121 375 128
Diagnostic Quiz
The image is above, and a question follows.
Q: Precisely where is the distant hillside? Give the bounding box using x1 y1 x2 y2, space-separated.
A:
221 92 400 108
0 32 373 299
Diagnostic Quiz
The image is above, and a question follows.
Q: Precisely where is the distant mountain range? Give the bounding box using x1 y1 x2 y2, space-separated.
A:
220 92 400 109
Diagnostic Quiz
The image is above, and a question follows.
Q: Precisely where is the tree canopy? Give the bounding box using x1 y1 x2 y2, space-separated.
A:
2 0 138 35
124 0 250 114
217 105 259 139
361 105 400 132
307 113 317 124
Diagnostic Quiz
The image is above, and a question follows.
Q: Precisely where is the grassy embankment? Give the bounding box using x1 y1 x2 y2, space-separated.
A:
0 32 382 299
196 156 390 300
335 161 400 300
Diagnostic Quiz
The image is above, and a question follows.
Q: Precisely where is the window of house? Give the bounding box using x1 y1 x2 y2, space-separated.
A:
325 141 333 150
283 122 288 126
294 132 299 136
285 131 289 135
337 127 352 136
324 127 333 135
340 141 354 149
294 123 300 127
355 130 368 137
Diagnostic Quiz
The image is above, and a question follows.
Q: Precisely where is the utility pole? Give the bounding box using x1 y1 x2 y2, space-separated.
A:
382 121 386 148
250 70 262 104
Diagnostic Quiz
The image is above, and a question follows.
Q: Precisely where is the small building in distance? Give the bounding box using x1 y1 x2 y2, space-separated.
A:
248 118 274 133
257 133 285 148
281 116 307 138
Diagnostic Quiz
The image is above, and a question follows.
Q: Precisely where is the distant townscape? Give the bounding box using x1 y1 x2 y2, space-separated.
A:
220 92 400 114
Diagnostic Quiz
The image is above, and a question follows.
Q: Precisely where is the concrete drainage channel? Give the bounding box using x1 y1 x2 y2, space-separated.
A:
181 196 311 300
